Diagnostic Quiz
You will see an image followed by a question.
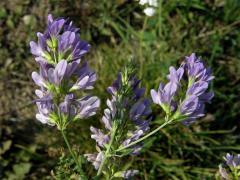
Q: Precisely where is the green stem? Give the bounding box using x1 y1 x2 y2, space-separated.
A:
232 167 239 180
97 127 117 176
60 130 87 179
139 16 148 78
116 120 172 152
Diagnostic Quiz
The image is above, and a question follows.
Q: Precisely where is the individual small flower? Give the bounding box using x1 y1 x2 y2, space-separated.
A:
129 100 151 142
186 81 209 96
114 169 139 179
180 95 199 116
150 82 178 114
139 0 148 5
59 94 77 117
122 132 144 155
143 7 155 16
139 0 158 7
36 99 54 125
148 0 158 7
32 60 68 88
130 99 151 123
47 60 68 86
107 73 122 96
90 126 109 147
47 14 79 34
84 152 104 170
137 0 158 16
183 53 214 83
35 89 54 125
70 62 97 91
180 95 204 120
101 99 116 131
122 170 139 179
151 53 214 124
167 66 184 84
76 96 100 119
219 164 230 180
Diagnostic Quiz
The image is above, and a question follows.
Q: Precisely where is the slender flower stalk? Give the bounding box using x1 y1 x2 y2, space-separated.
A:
61 130 87 179
116 115 187 152
97 126 117 176
116 119 171 152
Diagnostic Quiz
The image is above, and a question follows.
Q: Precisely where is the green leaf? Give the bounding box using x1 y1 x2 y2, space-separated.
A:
13 163 31 177
5 163 31 180
0 140 12 155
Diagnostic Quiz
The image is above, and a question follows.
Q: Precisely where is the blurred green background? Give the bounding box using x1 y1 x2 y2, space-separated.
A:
0 0 240 179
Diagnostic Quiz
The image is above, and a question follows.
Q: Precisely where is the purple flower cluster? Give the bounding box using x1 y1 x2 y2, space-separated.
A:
224 153 240 168
85 70 151 178
151 53 214 124
30 14 90 64
30 14 99 129
219 153 240 179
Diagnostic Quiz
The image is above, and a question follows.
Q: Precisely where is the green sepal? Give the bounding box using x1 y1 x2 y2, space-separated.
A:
188 77 195 88
172 111 187 122
115 145 133 156
58 52 64 61
112 171 123 178
160 103 171 115
43 51 54 64
49 112 59 125
46 37 57 49
72 116 80 122
46 83 55 91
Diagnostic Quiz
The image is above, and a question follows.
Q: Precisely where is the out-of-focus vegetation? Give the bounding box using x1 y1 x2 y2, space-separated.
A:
0 0 240 179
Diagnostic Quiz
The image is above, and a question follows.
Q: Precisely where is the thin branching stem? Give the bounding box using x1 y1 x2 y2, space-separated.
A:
116 120 172 152
60 130 87 180
97 127 117 176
